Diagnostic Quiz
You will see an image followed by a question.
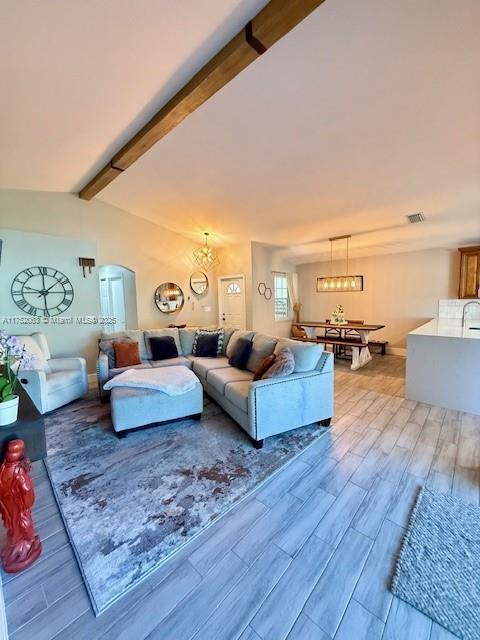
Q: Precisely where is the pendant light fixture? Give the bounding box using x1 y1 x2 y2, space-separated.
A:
193 232 220 271
316 235 363 293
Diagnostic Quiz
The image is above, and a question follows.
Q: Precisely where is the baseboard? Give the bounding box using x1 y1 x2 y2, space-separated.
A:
387 347 406 357
0 577 8 640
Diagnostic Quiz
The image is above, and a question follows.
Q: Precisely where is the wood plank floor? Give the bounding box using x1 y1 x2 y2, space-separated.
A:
3 355 474 639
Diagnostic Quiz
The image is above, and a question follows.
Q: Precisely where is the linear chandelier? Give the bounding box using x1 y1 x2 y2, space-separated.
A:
316 235 364 293
193 232 219 272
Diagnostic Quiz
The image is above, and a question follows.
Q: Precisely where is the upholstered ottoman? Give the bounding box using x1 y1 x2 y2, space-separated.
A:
105 366 203 436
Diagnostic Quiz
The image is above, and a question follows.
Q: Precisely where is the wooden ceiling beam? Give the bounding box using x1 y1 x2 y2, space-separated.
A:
78 0 326 200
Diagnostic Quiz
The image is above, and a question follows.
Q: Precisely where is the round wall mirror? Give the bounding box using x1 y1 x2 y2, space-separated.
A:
190 271 209 295
154 282 184 313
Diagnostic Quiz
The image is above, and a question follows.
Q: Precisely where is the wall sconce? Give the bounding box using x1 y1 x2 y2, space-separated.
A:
79 257 96 277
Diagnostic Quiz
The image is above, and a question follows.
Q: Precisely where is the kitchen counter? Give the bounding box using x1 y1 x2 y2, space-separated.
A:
406 318 480 415
409 318 480 339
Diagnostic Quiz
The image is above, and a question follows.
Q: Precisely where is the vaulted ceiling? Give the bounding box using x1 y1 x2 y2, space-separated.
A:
2 0 480 262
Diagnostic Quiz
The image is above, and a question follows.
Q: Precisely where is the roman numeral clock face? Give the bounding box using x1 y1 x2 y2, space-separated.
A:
11 267 74 317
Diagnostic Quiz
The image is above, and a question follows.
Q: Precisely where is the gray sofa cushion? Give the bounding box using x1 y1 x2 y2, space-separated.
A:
225 381 250 412
274 339 323 372
150 356 192 370
102 330 148 361
145 329 183 358
179 328 199 355
246 333 277 373
192 356 230 379
207 367 253 395
110 362 152 377
222 327 236 355
226 330 254 358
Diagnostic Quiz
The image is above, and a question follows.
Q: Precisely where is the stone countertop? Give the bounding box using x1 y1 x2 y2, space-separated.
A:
409 318 480 340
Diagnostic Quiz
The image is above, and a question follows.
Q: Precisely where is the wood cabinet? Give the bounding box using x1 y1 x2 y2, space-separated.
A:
458 246 480 298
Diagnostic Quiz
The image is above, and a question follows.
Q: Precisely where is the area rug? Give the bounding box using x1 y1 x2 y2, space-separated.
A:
392 487 480 640
44 395 325 615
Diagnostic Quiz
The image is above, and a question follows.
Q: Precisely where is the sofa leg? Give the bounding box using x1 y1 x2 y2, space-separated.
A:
192 413 202 421
319 417 332 427
253 439 264 449
116 430 127 439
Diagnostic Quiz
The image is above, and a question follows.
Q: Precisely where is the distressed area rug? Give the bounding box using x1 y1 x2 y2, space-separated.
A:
392 487 480 640
45 395 325 615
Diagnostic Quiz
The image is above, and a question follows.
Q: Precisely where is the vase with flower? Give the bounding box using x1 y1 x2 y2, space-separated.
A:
0 334 34 427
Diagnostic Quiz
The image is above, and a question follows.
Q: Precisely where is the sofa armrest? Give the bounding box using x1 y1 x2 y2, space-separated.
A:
97 352 110 398
49 357 86 373
49 357 89 397
248 368 334 440
18 369 47 414
316 351 334 374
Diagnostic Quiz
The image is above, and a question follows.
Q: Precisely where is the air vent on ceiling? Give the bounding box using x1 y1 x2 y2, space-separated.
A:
406 212 426 224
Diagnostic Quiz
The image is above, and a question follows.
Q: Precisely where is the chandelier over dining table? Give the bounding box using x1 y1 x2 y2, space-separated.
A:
316 235 364 292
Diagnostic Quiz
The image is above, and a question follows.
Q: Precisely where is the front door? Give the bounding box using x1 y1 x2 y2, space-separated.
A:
218 276 246 330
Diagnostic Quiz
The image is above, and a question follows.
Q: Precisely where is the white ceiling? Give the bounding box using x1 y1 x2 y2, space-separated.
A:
2 0 480 262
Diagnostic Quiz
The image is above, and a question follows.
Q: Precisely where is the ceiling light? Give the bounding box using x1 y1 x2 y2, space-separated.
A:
316 235 364 293
193 232 219 272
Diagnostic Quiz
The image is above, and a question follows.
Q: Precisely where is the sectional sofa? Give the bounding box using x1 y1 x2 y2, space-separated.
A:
97 327 334 447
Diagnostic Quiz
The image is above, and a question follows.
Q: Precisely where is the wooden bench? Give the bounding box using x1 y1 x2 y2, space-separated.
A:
292 336 369 351
293 334 388 356
367 339 388 355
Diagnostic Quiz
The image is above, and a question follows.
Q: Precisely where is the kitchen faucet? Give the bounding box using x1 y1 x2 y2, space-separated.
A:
461 300 480 328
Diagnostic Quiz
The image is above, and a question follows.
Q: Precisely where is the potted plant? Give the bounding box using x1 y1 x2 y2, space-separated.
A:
0 333 33 426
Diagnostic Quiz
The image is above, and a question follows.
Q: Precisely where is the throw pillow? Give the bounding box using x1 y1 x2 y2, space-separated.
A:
99 336 133 368
225 330 254 358
144 329 182 358
149 336 178 360
101 330 148 360
194 332 219 358
228 337 253 370
113 341 141 368
253 354 276 381
263 347 295 378
274 339 323 372
192 328 224 356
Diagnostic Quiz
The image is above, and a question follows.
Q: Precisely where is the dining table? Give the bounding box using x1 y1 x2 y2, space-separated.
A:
292 321 386 370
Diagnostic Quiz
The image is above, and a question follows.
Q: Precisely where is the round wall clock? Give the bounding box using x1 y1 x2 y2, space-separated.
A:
11 266 74 317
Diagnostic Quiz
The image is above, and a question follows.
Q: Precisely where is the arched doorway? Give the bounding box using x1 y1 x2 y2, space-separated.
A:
99 264 138 332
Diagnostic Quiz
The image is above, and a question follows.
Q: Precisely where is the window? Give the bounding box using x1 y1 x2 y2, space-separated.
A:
226 282 241 294
273 272 290 321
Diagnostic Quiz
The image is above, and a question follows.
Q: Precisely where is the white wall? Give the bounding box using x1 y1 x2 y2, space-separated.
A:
0 189 219 371
251 242 296 338
297 248 459 350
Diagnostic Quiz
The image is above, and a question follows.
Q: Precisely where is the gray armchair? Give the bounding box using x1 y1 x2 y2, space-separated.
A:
14 333 88 414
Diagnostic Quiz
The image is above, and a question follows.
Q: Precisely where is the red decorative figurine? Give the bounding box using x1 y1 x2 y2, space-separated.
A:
0 440 42 573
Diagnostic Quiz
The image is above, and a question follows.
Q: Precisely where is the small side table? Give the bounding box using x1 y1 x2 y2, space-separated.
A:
0 385 46 463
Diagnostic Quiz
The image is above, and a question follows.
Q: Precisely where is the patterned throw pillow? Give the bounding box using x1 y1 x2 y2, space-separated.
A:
192 328 224 356
262 347 295 379
253 354 276 381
